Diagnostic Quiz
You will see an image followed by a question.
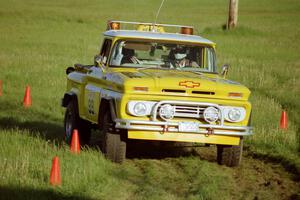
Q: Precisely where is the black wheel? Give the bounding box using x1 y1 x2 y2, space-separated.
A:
101 110 126 163
217 138 243 167
64 100 91 146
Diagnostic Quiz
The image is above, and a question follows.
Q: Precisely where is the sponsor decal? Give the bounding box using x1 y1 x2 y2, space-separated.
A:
87 92 95 115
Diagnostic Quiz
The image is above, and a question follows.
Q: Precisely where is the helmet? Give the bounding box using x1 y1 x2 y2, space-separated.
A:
174 53 187 60
173 47 187 60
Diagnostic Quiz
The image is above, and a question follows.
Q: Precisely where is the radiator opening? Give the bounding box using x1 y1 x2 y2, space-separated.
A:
162 89 186 93
192 91 215 95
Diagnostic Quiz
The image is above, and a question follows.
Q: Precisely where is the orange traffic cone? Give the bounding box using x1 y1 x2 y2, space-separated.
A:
70 129 80 154
280 110 288 130
0 80 2 96
23 86 32 107
50 156 61 186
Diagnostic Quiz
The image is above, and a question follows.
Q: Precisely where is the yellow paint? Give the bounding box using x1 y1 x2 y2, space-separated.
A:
128 130 240 145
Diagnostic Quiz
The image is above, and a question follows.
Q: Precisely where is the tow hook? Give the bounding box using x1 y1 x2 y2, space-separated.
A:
162 125 168 133
205 128 214 137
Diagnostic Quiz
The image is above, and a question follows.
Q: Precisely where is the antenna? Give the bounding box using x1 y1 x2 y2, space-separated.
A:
154 0 165 25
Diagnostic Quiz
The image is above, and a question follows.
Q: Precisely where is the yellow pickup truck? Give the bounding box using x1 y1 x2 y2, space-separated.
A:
62 21 252 166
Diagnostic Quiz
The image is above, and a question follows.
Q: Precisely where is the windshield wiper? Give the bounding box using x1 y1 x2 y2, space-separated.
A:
171 67 204 75
192 71 204 75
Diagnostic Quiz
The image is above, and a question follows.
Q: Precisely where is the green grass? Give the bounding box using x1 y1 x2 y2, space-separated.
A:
0 129 235 200
0 0 300 199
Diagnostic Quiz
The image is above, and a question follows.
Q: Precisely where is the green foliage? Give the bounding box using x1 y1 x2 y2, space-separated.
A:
0 0 299 199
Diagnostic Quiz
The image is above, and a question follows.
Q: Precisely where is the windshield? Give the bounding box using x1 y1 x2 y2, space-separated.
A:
109 40 217 73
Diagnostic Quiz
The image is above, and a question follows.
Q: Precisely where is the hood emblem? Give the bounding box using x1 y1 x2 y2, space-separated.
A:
179 81 200 88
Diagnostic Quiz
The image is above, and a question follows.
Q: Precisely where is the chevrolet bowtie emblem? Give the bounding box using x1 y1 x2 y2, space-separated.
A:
179 81 200 88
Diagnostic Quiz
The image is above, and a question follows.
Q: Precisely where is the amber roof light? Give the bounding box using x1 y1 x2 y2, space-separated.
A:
105 21 196 35
181 27 193 35
107 21 120 30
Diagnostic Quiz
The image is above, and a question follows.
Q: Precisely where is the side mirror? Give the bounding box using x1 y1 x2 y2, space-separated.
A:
221 64 229 78
94 55 103 67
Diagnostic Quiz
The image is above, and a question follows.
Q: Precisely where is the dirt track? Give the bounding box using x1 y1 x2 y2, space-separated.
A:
198 147 300 200
125 141 300 200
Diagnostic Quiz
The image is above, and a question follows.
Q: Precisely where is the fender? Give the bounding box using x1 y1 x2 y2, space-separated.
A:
61 92 77 107
98 98 118 130
84 85 121 125
98 99 116 130
99 88 121 119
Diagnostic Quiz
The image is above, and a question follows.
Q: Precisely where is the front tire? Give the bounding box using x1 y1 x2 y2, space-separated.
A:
101 110 126 163
64 100 91 146
217 138 243 167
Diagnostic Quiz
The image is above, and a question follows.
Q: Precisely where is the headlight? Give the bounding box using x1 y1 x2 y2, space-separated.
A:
223 106 246 122
203 106 219 123
228 108 241 121
159 104 175 120
133 102 147 116
127 101 156 117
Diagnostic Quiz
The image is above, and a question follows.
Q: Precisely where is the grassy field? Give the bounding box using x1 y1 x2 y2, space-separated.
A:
0 0 299 199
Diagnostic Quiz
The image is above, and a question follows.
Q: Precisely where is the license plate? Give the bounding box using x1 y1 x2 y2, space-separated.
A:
178 122 199 132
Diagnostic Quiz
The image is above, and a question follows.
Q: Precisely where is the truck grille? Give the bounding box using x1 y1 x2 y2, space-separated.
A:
152 100 223 123
171 105 204 118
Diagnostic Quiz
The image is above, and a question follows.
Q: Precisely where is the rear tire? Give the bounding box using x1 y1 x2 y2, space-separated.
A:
217 138 243 167
64 100 91 146
101 110 126 163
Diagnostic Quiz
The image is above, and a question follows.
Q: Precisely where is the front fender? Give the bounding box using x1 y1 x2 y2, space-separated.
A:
61 92 77 107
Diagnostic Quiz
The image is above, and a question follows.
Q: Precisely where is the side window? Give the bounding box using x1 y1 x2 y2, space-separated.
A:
204 48 215 71
194 47 203 67
187 47 203 68
100 39 112 65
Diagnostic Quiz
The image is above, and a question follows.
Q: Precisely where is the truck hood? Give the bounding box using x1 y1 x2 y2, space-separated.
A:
106 68 251 100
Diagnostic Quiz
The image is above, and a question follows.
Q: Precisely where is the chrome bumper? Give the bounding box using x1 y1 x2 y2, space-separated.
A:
115 119 253 136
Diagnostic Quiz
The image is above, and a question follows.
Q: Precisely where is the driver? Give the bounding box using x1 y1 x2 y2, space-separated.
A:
121 48 139 64
169 47 198 68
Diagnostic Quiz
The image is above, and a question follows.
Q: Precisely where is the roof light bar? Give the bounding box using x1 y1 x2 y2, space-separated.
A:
106 20 194 34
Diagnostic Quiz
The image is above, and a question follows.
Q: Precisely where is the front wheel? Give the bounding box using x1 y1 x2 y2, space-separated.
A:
101 110 126 163
217 138 243 167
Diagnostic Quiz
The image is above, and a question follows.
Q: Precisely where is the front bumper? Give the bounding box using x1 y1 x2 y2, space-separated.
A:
115 119 253 136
